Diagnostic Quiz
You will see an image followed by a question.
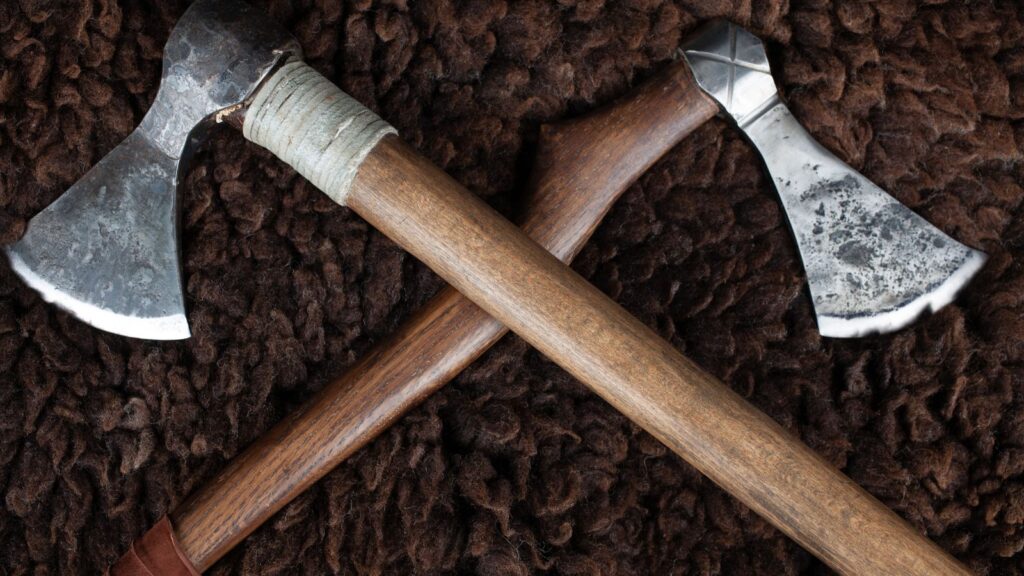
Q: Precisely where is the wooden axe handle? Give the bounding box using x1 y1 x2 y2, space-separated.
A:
343 139 971 576
175 52 972 573
169 60 718 570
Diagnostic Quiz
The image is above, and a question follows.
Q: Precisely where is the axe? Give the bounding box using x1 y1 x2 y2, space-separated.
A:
4 3 982 575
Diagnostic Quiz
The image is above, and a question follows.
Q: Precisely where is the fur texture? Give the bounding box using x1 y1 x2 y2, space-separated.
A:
1 0 1022 574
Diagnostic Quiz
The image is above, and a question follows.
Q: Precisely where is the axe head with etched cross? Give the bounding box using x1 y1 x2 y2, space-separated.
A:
4 11 985 339
680 21 986 337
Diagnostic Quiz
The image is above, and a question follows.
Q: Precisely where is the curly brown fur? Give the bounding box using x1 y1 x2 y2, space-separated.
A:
1 0 1022 574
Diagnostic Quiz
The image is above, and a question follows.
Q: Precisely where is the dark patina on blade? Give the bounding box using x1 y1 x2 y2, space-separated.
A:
682 21 986 337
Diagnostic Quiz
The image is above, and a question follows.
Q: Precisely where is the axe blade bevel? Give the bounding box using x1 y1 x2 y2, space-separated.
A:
744 104 988 338
682 21 987 338
6 131 190 340
4 0 300 339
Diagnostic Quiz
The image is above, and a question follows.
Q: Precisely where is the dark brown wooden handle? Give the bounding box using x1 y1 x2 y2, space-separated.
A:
170 59 718 570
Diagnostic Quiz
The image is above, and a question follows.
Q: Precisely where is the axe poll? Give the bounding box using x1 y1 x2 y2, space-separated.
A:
4 2 982 575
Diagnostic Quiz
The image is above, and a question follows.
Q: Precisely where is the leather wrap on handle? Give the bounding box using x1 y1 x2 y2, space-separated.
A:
108 517 199 576
239 60 972 576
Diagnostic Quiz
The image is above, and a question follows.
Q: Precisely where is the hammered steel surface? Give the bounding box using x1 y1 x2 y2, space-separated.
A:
682 21 987 338
4 0 300 340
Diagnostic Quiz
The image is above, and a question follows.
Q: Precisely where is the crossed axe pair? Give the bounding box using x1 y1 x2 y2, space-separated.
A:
6 2 986 574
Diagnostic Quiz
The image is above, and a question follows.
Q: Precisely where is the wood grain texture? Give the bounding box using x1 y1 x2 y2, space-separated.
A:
170 59 717 570
340 137 973 575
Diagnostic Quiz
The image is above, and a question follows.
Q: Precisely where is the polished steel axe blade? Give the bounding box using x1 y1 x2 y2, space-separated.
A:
681 21 986 338
4 1 300 339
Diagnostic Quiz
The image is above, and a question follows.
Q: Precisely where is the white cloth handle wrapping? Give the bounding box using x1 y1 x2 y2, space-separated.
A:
243 60 396 205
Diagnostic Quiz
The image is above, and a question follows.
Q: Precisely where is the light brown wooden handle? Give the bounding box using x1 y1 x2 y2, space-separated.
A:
169 59 718 570
343 136 973 576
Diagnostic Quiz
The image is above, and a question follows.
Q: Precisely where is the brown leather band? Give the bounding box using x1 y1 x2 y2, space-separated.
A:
108 517 200 576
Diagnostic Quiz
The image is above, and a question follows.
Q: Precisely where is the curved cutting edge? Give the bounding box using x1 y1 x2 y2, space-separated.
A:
6 247 190 340
817 248 986 338
740 102 989 339
4 132 190 341
682 20 988 339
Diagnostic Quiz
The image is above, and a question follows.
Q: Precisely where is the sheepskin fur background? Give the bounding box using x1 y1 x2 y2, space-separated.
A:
1 0 1023 574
